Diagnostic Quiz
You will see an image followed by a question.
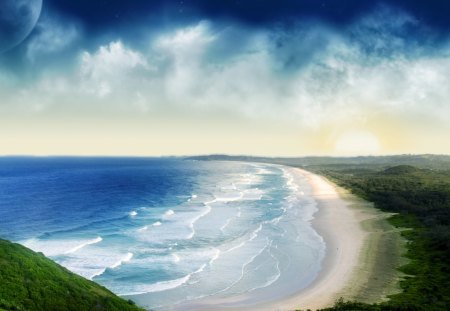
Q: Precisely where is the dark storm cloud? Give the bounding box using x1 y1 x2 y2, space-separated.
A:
46 0 450 33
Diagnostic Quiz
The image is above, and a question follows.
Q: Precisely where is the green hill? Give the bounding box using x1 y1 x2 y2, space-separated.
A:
381 165 419 175
0 239 144 311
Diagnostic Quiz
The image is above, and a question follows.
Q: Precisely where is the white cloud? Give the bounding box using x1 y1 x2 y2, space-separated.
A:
5 8 450 129
154 21 216 101
79 41 154 107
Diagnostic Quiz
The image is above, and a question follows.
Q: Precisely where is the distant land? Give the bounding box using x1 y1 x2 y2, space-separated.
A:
187 154 450 170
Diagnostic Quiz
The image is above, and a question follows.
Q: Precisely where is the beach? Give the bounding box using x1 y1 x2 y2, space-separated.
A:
5 158 403 311
257 168 369 310
173 167 403 311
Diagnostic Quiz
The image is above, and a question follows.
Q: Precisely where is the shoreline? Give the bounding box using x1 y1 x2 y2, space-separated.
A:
169 166 403 311
269 167 369 310
240 167 375 310
256 168 405 310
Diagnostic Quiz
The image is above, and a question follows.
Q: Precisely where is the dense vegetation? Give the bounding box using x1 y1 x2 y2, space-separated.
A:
190 155 450 310
0 239 143 311
311 163 450 311
311 165 450 310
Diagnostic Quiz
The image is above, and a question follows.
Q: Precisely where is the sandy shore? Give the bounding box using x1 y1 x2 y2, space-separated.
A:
169 167 403 311
257 168 367 310
252 168 404 311
226 167 373 311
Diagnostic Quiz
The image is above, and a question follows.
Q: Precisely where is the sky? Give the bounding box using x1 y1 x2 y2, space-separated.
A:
0 0 449 156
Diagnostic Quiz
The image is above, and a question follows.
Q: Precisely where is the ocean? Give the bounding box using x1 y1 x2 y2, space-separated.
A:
0 157 325 309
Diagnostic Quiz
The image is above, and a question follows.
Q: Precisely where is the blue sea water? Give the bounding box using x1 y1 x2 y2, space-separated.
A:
0 157 325 310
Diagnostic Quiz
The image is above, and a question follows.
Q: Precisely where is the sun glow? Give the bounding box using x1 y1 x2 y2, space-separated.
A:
334 129 381 156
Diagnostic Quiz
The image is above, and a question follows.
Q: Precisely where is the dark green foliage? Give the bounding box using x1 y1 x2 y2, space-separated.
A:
0 239 143 311
318 297 426 311
381 165 419 175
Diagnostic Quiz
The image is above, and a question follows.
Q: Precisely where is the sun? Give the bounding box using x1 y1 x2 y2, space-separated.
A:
334 129 381 156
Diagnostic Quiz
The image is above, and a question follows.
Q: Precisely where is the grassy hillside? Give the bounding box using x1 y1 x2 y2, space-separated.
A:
0 239 143 311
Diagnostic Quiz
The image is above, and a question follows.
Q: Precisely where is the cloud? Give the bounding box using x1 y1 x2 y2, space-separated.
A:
79 41 152 98
153 21 216 101
3 6 450 130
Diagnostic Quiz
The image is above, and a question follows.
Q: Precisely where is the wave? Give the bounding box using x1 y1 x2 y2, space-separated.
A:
129 210 138 217
137 226 148 232
224 223 263 254
187 194 197 202
91 252 134 279
90 268 107 280
242 188 263 200
214 192 244 203
37 215 129 239
111 252 134 269
220 183 237 190
241 243 281 294
213 236 271 296
122 274 192 295
164 210 175 217
283 169 300 192
152 221 162 226
64 236 103 254
172 253 180 263
209 248 221 266
255 167 274 175
186 205 212 239
220 218 233 232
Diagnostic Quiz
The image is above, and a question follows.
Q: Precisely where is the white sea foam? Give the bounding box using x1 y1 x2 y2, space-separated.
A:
123 274 192 295
110 252 133 269
242 188 263 200
245 245 281 293
91 268 107 280
213 191 244 203
220 218 233 232
137 225 148 232
237 207 242 217
129 210 138 217
255 167 273 175
225 224 263 253
164 210 175 217
209 248 221 266
220 183 237 190
187 194 198 202
186 205 212 239
65 237 103 254
152 221 162 226
172 253 181 263
214 237 271 295
283 169 300 192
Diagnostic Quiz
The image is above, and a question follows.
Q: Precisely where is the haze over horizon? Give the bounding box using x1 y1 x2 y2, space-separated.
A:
1 0 449 156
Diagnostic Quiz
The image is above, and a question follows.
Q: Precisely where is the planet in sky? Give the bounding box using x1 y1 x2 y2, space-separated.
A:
0 0 43 53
